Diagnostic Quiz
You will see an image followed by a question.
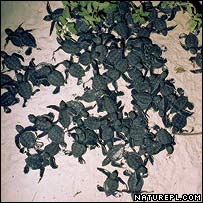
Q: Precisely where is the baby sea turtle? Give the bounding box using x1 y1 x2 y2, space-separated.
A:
28 112 56 137
15 72 40 107
47 100 72 130
97 167 126 197
1 86 19 113
43 1 64 36
151 15 177 36
122 170 145 200
42 142 61 169
1 73 14 87
24 152 49 183
124 152 147 175
53 37 80 60
102 144 125 167
48 124 66 148
75 87 104 103
171 112 189 134
4 23 37 55
1 51 24 71
155 128 175 154
35 62 66 94
84 117 101 130
66 142 87 164
190 52 202 73
179 32 200 54
15 124 43 154
4 24 24 48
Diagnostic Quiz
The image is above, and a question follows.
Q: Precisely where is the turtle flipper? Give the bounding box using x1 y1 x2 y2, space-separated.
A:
78 157 86 164
15 134 21 149
25 47 32 56
50 156 58 169
53 86 60 94
47 105 60 111
32 88 40 95
12 53 25 62
4 106 11 113
4 37 10 49
22 98 27 107
46 1 52 14
38 167 45 183
97 185 104 192
50 21 56 36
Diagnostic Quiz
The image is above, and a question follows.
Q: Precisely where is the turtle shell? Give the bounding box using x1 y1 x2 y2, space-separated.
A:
71 142 87 158
106 49 122 66
59 109 71 129
92 75 107 90
20 131 36 148
1 91 18 107
101 126 114 141
60 39 80 54
127 51 141 66
1 73 13 86
47 70 65 86
75 20 89 34
132 92 152 110
170 96 188 113
129 127 146 146
156 128 173 145
195 53 202 68
114 59 128 73
126 153 144 170
48 125 64 144
79 52 92 66
153 18 167 36
25 154 44 170
103 96 117 114
21 32 37 48
43 142 60 157
69 63 85 78
114 22 130 39
128 173 138 192
104 178 118 196
171 113 187 132
34 116 53 131
185 33 198 49
4 55 22 70
102 144 124 166
84 117 101 130
18 82 32 99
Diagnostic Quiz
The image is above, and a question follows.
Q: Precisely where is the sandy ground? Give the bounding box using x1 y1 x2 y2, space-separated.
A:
1 1 202 202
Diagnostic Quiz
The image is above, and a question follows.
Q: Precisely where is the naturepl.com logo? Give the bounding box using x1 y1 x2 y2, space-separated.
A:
134 194 202 202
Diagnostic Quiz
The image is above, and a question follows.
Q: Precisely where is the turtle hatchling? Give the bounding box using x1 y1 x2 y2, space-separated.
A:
43 1 64 36
15 124 43 154
97 167 126 197
179 32 200 54
1 51 25 71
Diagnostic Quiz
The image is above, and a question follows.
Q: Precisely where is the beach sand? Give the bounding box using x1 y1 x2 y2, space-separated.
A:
1 1 202 202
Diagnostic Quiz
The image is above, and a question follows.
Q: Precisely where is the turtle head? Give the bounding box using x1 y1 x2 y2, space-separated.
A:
5 28 13 35
110 170 118 179
28 114 36 123
16 72 24 82
1 51 8 58
43 15 52 21
59 100 66 109
16 124 24 133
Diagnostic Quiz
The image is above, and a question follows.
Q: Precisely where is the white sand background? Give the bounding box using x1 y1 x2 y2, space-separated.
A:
1 1 202 202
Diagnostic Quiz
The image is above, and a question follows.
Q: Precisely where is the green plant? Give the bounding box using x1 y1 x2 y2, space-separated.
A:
132 4 149 25
56 1 118 37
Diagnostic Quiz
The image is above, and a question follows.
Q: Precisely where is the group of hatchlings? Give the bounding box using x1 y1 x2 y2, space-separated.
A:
1 1 202 200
